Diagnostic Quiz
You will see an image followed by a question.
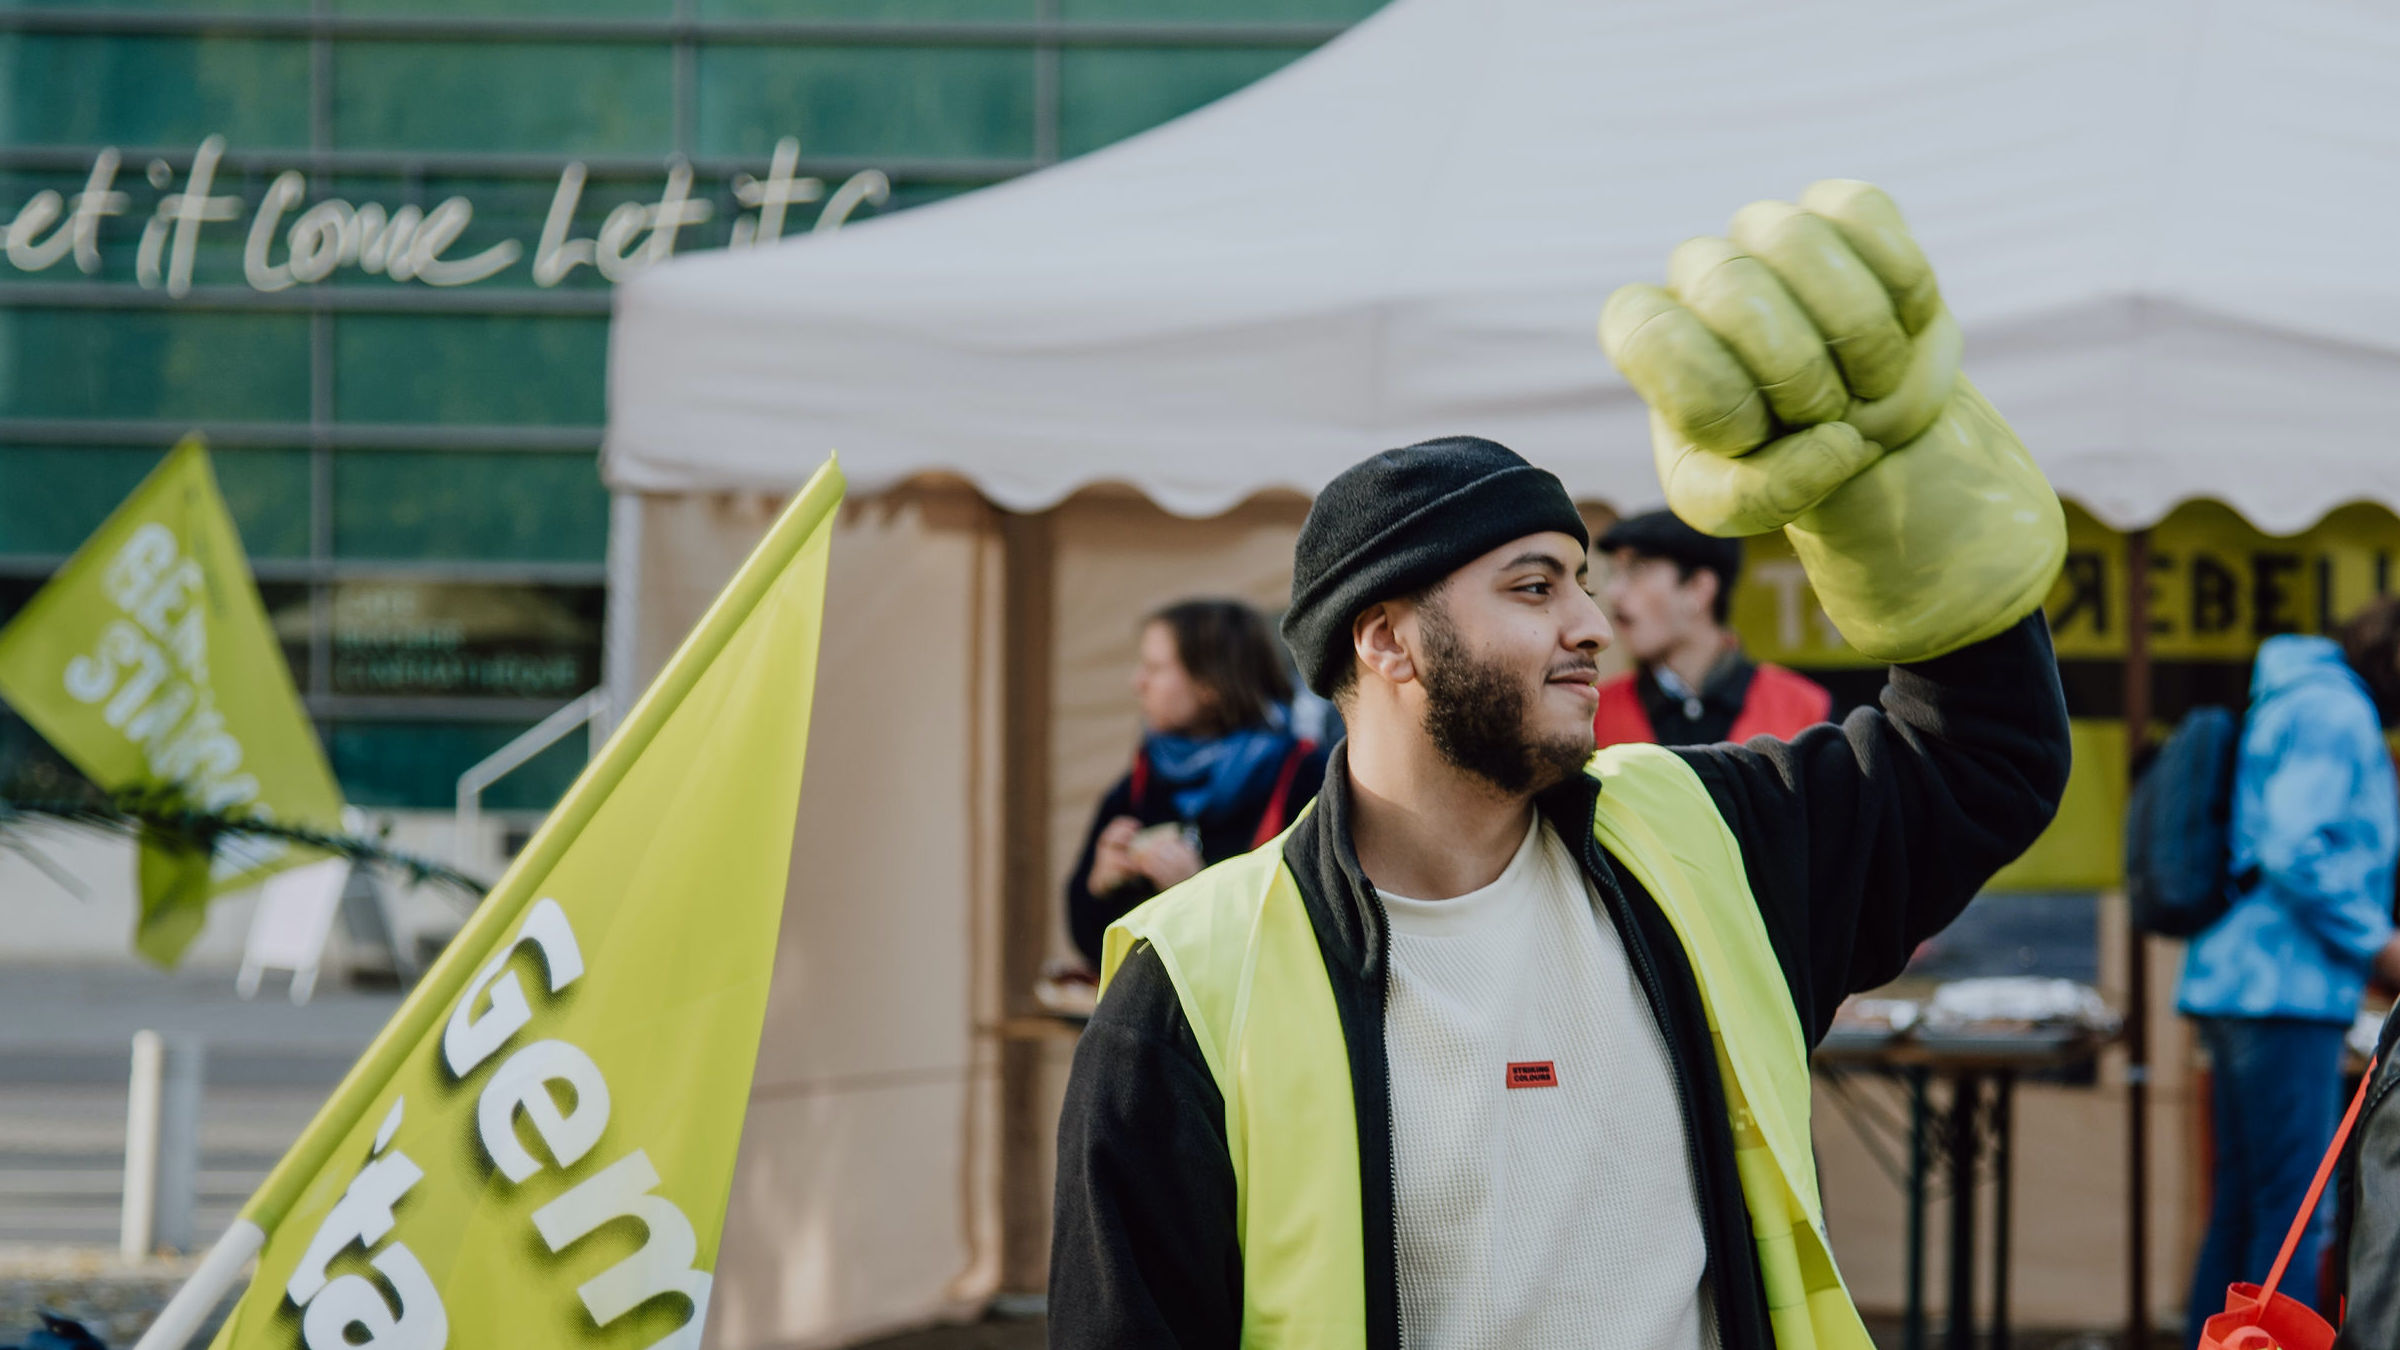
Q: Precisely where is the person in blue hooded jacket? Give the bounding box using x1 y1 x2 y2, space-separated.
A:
2181 600 2400 1342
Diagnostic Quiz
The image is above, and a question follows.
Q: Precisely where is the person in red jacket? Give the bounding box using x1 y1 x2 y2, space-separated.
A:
1593 509 1831 746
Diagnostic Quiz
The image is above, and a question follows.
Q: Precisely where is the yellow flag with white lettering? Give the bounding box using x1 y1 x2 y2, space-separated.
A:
0 438 343 965
169 458 842 1350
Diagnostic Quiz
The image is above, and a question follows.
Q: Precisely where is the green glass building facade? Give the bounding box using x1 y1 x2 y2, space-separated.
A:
0 0 1378 810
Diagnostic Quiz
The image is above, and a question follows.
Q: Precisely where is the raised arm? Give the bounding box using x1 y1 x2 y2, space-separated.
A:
1597 180 2077 1041
1674 614 2071 1042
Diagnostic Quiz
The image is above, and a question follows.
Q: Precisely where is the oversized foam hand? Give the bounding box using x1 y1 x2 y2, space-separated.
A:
1599 180 2065 664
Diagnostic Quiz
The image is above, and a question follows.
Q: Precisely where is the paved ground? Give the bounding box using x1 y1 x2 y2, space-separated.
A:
0 967 1053 1349
0 967 398 1252
0 967 2179 1349
0 1267 1048 1348
0 1284 2190 1350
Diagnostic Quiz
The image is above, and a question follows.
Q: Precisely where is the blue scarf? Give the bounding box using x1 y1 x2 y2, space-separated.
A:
1141 717 1297 828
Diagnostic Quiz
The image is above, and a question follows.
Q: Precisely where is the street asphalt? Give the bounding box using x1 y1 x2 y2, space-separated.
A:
0 966 1051 1350
0 964 400 1254
0 967 2157 1349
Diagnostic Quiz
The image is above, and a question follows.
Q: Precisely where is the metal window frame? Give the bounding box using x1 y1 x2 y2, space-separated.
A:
0 143 1032 182
0 282 610 315
0 3 1356 735
0 418 600 450
0 552 606 585
0 10 1350 46
314 694 582 723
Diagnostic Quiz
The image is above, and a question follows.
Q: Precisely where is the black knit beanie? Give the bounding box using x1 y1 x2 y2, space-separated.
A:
1282 436 1587 697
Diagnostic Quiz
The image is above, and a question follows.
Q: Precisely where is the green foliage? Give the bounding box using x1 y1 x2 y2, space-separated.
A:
0 784 487 900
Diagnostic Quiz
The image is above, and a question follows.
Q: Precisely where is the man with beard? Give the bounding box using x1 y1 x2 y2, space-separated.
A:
1051 185 2073 1350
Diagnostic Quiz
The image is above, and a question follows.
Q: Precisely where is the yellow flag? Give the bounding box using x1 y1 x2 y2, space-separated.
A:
0 438 342 964
135 458 843 1350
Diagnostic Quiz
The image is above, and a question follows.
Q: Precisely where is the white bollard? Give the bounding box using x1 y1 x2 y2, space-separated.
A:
121 1029 164 1260
155 1037 205 1253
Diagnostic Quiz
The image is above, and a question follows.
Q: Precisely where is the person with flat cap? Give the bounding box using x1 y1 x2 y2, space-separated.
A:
1594 508 1832 748
1050 181 2073 1350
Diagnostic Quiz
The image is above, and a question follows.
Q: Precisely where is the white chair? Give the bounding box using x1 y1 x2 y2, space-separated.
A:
234 856 353 1005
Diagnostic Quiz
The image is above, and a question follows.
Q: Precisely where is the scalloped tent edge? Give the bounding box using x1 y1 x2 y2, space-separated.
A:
605 0 2400 533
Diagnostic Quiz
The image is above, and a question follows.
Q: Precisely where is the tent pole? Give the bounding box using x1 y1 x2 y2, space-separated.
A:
2124 526 2154 1348
998 506 1058 1295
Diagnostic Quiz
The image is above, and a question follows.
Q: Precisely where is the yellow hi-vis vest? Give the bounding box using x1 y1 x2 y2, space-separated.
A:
1099 743 1872 1350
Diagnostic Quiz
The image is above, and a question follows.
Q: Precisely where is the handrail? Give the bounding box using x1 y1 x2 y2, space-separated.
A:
452 688 607 874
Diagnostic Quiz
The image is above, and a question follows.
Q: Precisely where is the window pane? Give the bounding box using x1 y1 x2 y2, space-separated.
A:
1060 46 1302 157
328 580 601 701
1062 0 1381 17
260 580 314 689
0 446 310 558
334 450 606 562
0 573 30 621
0 706 90 800
333 313 607 425
0 35 309 148
224 450 316 559
328 719 586 811
0 580 109 797
336 0 664 17
0 0 307 11
334 43 673 157
701 0 1031 18
0 310 311 422
697 46 1036 160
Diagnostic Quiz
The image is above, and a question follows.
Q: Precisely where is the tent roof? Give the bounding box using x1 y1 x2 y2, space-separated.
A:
605 0 2400 534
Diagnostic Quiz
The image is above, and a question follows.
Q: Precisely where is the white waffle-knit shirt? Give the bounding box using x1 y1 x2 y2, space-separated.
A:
1377 815 1716 1350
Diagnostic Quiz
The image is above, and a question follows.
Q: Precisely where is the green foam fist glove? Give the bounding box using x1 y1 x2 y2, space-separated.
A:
1599 180 2065 664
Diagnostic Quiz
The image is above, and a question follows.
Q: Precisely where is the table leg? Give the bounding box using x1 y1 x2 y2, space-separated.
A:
1947 1073 1980 1350
1992 1071 2014 1350
1907 1066 1929 1350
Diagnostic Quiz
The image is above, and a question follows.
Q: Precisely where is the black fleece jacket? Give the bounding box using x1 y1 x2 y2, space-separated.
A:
1049 614 2072 1350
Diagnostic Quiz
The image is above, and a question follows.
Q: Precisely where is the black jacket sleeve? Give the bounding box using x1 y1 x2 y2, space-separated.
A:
1674 613 2073 1044
1066 775 1155 966
1049 943 1241 1350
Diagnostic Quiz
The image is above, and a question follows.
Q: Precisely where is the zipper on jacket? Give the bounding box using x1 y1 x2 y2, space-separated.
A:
1578 827 1718 1301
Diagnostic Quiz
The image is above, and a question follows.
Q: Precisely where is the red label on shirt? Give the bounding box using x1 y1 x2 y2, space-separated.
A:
1506 1061 1558 1089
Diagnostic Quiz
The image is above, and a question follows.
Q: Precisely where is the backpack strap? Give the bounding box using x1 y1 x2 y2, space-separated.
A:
1129 749 1149 806
1250 741 1316 850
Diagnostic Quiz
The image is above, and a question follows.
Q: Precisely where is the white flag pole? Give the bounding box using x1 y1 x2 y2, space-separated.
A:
132 1220 266 1350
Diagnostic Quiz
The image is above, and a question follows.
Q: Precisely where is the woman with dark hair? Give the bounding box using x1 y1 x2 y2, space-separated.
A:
1064 599 1330 967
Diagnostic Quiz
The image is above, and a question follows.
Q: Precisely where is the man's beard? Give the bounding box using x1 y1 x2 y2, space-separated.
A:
1417 604 1595 796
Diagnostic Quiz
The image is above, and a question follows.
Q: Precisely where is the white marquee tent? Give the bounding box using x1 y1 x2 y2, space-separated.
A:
611 0 2400 534
604 1 2400 1344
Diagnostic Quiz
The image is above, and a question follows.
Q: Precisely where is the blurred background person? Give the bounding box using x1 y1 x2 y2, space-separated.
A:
2179 597 2400 1344
1593 509 1830 747
1064 599 1329 967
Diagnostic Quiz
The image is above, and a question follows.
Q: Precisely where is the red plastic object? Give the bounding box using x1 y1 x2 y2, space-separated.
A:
2196 1057 2377 1350
2199 1283 2334 1350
